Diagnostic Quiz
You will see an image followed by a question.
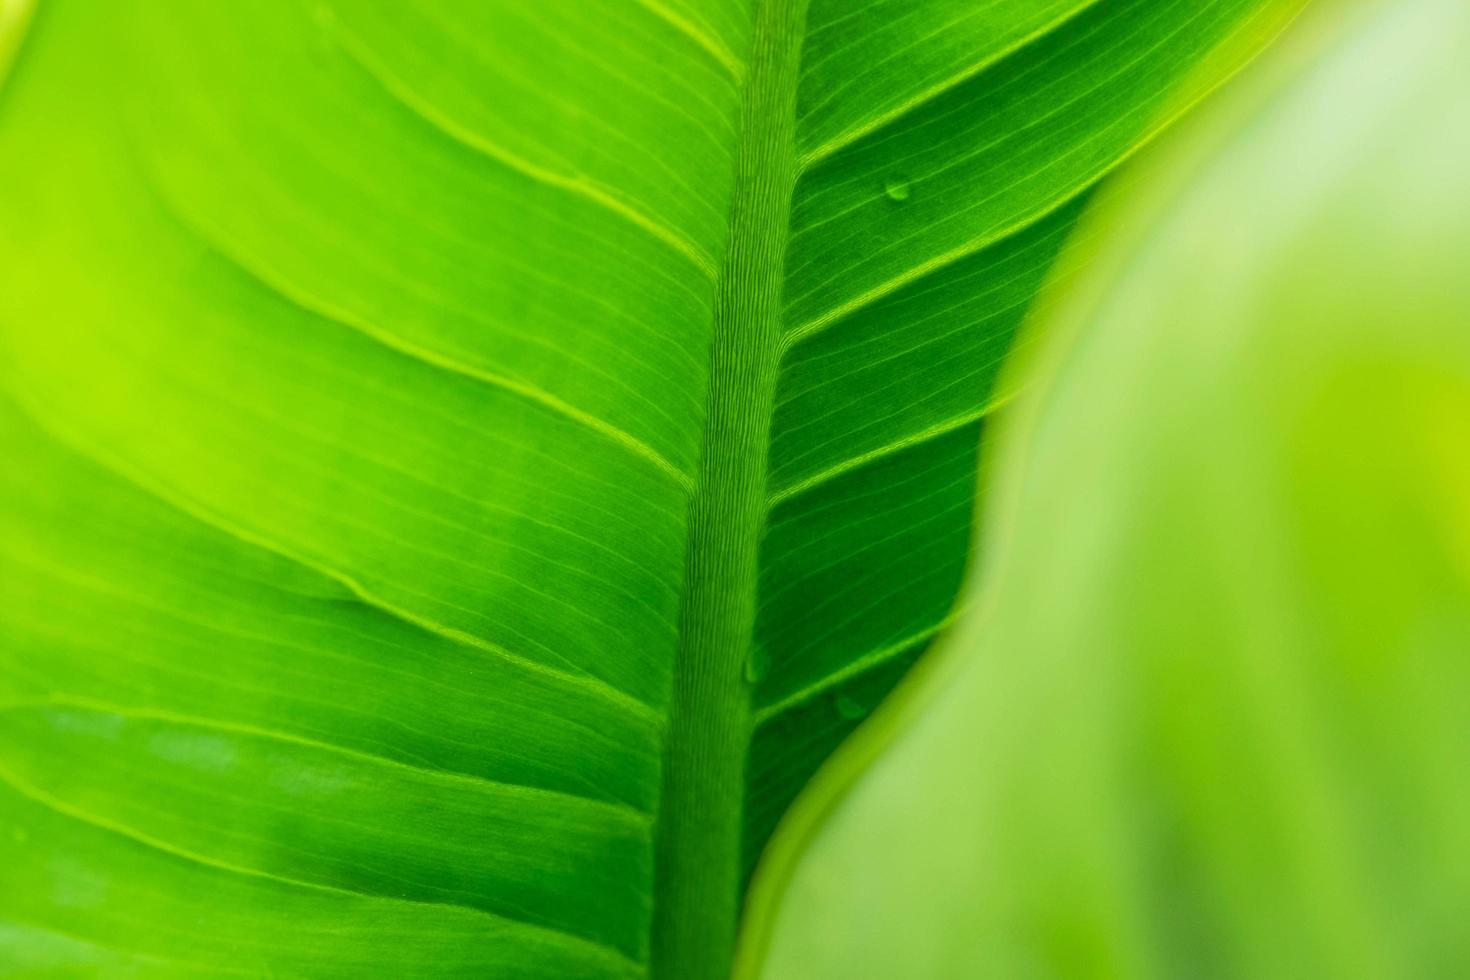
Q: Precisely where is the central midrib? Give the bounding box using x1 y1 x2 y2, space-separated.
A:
651 1 809 978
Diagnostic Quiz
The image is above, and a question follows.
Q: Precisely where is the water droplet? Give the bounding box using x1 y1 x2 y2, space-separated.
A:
883 175 911 202
834 694 866 721
744 646 770 684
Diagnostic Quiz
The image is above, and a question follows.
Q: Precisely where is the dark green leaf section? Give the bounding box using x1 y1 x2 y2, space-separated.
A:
0 0 1299 976
742 0 1307 876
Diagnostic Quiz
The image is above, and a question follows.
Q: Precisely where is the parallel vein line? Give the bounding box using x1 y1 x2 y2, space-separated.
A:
0 697 651 823
787 0 1281 339
761 468 975 604
767 394 1013 509
785 1 1129 252
781 186 1092 347
146 178 695 495
0 762 643 974
1 540 651 796
322 10 717 279
753 613 960 724
0 377 663 728
796 0 1103 170
632 0 746 81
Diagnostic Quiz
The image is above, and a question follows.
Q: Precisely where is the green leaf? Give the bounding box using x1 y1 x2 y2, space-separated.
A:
740 0 1470 976
0 1 1299 977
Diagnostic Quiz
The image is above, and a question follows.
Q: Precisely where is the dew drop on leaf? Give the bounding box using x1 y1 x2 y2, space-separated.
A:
834 694 866 720
883 175 911 202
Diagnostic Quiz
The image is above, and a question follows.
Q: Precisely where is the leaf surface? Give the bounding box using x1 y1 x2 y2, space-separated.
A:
0 1 1298 976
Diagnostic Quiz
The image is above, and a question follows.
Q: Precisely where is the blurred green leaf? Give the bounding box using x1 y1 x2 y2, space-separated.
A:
741 0 1470 976
0 1 1299 976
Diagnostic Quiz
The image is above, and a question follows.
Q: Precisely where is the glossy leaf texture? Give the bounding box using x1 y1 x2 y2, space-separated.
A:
0 1 1297 976
742 0 1470 975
